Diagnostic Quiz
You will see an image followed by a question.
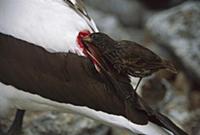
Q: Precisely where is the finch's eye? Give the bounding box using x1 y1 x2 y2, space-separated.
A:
91 34 102 44
91 34 98 40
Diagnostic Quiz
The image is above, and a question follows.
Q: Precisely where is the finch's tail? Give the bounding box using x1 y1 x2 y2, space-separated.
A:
162 60 177 74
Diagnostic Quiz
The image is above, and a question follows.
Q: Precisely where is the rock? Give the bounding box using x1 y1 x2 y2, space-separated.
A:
87 7 145 44
141 74 190 125
191 122 200 135
23 112 111 135
188 89 200 110
140 0 186 10
146 2 200 85
183 110 200 135
85 0 144 27
140 72 177 110
0 111 134 135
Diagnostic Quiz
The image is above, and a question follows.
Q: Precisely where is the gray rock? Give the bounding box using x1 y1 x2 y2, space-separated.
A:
0 111 134 135
183 110 200 135
139 0 186 10
146 2 200 84
87 7 145 44
23 112 111 135
85 0 144 27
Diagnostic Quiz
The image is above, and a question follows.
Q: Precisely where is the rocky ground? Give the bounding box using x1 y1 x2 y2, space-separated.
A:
1 0 200 135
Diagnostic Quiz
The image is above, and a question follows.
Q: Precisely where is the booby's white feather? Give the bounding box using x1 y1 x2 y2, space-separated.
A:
0 82 170 135
0 0 97 55
69 0 76 5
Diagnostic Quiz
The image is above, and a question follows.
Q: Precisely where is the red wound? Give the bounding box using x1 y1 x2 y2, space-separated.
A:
77 30 91 49
76 30 99 68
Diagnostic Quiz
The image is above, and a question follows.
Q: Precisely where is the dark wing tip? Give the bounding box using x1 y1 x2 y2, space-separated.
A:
162 60 178 74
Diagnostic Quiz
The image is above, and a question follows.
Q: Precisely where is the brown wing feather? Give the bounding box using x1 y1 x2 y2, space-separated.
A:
117 40 162 66
0 33 148 123
0 33 187 135
104 40 166 77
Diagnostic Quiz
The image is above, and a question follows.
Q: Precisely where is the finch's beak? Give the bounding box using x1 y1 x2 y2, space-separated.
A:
81 35 96 58
82 35 92 44
81 36 103 70
81 35 94 54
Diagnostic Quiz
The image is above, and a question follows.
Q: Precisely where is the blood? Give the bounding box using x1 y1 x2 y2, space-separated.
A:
77 30 91 53
76 30 99 67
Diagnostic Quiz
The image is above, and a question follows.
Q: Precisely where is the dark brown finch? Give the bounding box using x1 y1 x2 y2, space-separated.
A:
82 32 177 91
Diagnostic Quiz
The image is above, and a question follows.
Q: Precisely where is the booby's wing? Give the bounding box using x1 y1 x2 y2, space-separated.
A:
65 0 89 18
0 32 127 117
127 90 188 135
98 66 188 135
0 33 172 135
64 0 98 32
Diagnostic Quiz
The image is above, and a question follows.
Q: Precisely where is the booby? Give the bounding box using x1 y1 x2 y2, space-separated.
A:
0 0 188 135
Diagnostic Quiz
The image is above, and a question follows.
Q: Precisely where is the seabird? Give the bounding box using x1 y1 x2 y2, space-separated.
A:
0 0 188 135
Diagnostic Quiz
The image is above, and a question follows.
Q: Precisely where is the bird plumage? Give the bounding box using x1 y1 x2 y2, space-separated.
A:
0 0 97 55
0 33 172 135
109 40 176 77
81 33 186 135
0 0 187 135
82 33 177 77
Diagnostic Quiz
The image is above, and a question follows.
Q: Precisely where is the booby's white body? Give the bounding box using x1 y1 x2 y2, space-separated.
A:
0 0 97 55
